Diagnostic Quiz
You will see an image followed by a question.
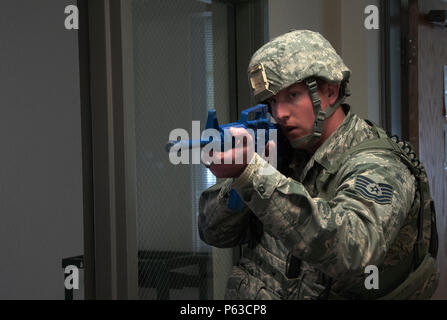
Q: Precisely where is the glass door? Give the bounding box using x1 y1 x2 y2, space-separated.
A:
131 0 233 300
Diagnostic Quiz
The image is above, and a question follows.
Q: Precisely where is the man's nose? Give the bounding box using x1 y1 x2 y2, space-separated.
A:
274 102 290 123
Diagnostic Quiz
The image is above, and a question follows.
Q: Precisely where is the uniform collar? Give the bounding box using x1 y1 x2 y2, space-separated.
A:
299 104 359 181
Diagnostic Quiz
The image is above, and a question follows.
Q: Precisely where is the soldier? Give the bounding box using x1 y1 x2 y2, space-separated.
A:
198 30 439 299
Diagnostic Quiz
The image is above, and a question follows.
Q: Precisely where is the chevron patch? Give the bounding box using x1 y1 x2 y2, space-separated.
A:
355 175 393 205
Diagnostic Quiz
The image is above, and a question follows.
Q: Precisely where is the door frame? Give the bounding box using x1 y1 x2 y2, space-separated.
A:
380 0 419 150
78 0 138 299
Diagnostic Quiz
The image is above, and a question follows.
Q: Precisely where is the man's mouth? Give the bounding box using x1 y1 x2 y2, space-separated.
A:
284 126 298 134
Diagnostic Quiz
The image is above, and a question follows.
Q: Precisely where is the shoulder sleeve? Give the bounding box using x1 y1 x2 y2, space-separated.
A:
231 151 416 278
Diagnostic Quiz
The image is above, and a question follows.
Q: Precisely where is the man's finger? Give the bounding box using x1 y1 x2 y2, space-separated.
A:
229 127 248 135
262 140 277 161
201 148 223 167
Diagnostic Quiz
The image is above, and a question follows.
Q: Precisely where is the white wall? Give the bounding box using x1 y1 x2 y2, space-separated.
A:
0 0 83 299
268 0 381 123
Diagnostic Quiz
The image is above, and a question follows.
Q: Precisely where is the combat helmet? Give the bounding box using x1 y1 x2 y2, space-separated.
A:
248 30 351 148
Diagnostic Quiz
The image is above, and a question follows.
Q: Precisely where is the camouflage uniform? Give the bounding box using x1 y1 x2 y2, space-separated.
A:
198 30 436 299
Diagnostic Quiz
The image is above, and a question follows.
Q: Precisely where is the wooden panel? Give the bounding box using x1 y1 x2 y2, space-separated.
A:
418 17 447 299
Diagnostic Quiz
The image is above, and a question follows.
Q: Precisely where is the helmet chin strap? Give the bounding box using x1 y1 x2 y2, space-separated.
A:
290 78 346 150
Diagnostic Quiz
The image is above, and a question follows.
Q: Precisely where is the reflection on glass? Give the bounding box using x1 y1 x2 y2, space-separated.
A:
132 0 230 300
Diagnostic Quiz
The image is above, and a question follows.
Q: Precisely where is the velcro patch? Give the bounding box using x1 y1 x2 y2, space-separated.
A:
355 175 393 205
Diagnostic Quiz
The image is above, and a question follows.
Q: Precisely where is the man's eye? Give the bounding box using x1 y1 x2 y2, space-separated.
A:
290 92 298 98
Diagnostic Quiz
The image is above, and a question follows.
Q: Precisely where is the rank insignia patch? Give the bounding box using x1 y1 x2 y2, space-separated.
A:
355 175 393 204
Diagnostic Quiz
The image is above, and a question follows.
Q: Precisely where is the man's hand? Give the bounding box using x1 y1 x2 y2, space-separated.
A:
201 127 253 178
201 127 276 178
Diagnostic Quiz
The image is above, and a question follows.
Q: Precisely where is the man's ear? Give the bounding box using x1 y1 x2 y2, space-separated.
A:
326 83 340 105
